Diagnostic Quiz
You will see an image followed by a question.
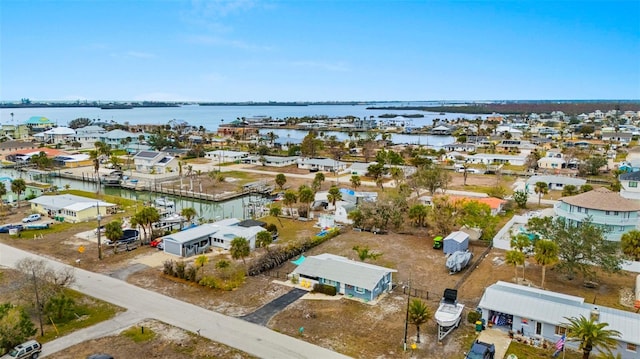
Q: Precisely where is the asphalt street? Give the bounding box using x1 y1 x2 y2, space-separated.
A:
0 243 351 359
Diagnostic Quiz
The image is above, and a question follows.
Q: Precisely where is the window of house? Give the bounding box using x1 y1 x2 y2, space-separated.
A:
627 343 637 352
355 287 365 294
630 181 638 188
578 207 583 213
324 279 337 286
554 326 566 336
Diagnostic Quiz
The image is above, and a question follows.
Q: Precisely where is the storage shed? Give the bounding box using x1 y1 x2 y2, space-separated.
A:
443 231 470 255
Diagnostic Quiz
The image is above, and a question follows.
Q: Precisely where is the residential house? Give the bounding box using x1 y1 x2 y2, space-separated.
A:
526 175 586 193
133 151 178 174
161 218 264 257
28 194 116 223
100 129 139 149
242 155 299 167
348 162 374 176
73 126 107 148
205 150 249 163
6 148 68 163
53 154 93 168
290 253 396 302
33 127 76 144
478 281 640 359
466 153 526 166
0 177 51 203
601 132 633 145
554 187 640 241
442 143 477 152
24 116 54 133
297 158 348 172
0 124 29 140
0 141 37 157
619 171 640 200
537 152 566 170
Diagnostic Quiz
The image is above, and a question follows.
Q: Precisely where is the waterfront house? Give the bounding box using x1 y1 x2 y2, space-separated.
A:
442 143 477 153
0 141 37 157
466 153 526 166
28 194 115 223
25 116 54 133
100 129 140 149
290 253 396 302
133 151 178 174
53 154 92 168
554 187 640 241
619 171 640 200
73 126 107 148
525 175 586 193
478 281 640 359
33 127 76 144
0 124 29 140
6 148 68 163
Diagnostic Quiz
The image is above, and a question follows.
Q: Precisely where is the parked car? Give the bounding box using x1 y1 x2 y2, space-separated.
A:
150 238 162 248
465 340 495 359
87 354 114 359
0 224 24 233
22 214 42 223
157 241 164 250
1 340 41 359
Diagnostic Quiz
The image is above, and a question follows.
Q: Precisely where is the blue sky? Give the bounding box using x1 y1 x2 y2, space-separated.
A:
1 0 639 102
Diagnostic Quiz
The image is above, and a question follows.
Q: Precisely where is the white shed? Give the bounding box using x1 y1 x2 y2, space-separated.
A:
443 231 470 255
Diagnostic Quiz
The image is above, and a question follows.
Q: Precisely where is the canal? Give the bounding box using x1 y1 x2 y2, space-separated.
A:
1 168 269 222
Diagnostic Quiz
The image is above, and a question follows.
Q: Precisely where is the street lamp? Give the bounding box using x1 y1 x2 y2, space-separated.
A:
96 201 102 260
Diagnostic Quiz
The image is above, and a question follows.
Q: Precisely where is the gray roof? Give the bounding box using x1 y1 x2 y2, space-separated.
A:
292 254 396 291
619 171 640 181
479 281 640 345
526 175 586 187
104 129 136 139
163 223 220 244
29 194 114 211
299 158 347 167
134 151 161 159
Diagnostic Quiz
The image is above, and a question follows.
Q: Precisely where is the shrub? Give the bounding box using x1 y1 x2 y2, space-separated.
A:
162 260 175 276
199 276 219 289
467 310 481 324
185 265 197 282
312 283 337 296
174 261 186 279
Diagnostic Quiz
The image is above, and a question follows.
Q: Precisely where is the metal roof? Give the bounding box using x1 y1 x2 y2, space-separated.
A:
479 281 640 345
29 194 115 211
292 254 396 291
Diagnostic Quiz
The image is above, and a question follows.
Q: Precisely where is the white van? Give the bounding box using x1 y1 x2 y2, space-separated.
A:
1 340 42 359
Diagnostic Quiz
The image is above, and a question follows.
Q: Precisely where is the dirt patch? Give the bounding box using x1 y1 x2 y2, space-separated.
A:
49 319 256 359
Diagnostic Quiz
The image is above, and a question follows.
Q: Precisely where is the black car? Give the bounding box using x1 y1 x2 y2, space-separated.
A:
465 340 495 359
0 224 24 233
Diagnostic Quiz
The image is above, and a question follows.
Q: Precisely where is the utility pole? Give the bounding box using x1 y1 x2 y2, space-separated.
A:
97 201 102 260
403 274 411 351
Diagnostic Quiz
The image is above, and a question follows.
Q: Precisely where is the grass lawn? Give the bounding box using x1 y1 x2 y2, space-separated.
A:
39 288 123 342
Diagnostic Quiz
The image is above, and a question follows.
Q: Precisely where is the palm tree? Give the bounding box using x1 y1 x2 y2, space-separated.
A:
105 220 123 254
505 250 525 282
10 178 26 209
534 239 559 288
230 237 250 265
269 206 283 227
350 175 361 190
408 299 432 343
180 207 197 228
564 315 621 359
194 254 208 272
282 190 297 218
327 186 342 207
534 181 549 207
298 186 315 218
256 230 273 251
312 172 325 192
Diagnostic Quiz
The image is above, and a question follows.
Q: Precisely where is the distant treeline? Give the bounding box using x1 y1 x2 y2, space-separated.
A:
368 101 640 116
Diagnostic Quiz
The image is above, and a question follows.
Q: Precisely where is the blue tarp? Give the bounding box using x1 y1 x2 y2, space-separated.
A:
292 255 306 266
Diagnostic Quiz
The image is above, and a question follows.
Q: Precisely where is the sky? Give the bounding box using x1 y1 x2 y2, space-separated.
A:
1 0 639 102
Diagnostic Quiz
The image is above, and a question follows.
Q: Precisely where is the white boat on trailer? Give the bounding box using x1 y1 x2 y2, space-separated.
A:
435 288 464 341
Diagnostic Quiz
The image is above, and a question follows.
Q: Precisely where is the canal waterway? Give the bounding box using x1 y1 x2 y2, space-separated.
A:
1 168 268 222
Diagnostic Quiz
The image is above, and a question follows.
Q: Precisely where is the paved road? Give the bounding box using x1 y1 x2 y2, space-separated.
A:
0 243 351 359
241 288 307 326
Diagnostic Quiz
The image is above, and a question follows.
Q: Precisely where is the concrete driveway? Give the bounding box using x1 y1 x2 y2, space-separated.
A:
241 288 307 326
0 243 351 359
476 328 512 359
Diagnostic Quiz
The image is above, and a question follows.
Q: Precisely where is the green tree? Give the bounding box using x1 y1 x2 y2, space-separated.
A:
230 237 250 265
527 216 622 281
312 172 325 192
513 190 528 209
562 185 579 197
366 163 386 189
298 185 315 218
423 165 451 195
44 293 75 321
534 181 548 206
0 183 6 216
505 250 525 282
580 184 594 193
105 220 123 251
352 245 382 262
275 173 287 190
408 299 432 344
300 131 322 157
534 239 559 288
10 178 26 208
458 201 498 240
132 207 160 243
327 186 342 207
68 117 92 129
194 255 209 271
350 175 361 190
408 204 429 227
564 315 621 359
579 156 608 176
269 205 283 227
0 303 36 353
256 230 273 251
282 190 298 218
620 230 640 261
180 207 197 227
427 196 457 236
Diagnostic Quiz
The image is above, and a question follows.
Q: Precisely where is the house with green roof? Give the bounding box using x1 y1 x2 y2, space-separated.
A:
25 116 54 133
